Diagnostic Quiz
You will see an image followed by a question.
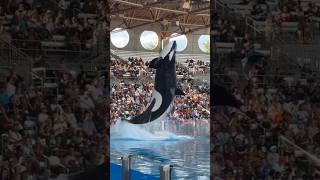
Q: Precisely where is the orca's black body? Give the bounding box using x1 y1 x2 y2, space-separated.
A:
127 41 184 124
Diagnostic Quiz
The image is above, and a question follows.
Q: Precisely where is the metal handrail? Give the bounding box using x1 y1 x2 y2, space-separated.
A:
0 38 33 62
11 39 93 52
1 134 8 156
11 38 89 45
42 154 70 175
16 47 91 54
0 37 33 82
279 136 320 166
245 15 263 36
47 0 64 11
160 165 172 180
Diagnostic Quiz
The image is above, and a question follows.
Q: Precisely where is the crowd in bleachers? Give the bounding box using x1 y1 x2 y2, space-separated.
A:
110 57 210 125
212 14 243 43
0 0 108 51
212 0 320 179
111 57 209 80
0 65 107 179
184 59 210 74
213 74 320 179
218 0 320 43
228 0 320 21
110 81 210 125
212 17 257 60
111 57 151 79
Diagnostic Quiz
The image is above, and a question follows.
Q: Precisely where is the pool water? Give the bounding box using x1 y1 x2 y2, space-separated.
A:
110 120 210 179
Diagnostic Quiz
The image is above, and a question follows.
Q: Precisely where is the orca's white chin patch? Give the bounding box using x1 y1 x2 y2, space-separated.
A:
160 41 176 60
151 89 162 112
169 50 175 61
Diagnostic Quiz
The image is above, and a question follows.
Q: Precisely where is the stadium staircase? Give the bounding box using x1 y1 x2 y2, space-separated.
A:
33 0 62 12
217 0 320 77
274 43 319 73
213 0 308 86
110 50 129 63
0 38 33 82
273 30 320 76
32 67 60 96
0 3 107 180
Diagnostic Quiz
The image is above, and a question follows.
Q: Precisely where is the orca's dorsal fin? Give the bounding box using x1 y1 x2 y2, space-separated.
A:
175 88 185 96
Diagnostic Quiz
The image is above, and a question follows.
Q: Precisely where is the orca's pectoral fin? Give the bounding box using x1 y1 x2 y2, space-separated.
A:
149 57 162 69
128 99 156 124
175 88 185 96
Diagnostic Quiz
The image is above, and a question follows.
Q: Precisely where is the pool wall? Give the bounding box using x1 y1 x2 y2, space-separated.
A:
110 163 158 180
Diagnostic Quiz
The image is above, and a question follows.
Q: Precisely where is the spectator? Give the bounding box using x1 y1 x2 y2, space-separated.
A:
0 64 107 179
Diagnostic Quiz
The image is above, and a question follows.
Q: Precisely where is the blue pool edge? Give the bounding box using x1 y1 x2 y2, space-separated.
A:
110 163 158 180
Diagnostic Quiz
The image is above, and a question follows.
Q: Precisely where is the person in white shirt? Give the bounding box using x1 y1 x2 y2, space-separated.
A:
6 78 16 97
64 107 78 129
53 112 68 136
38 106 49 125
79 91 95 110
82 111 97 137
8 128 22 143
88 81 103 103
267 146 283 172
58 0 69 10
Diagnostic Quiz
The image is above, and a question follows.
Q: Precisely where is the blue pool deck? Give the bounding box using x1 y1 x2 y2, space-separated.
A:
110 163 158 180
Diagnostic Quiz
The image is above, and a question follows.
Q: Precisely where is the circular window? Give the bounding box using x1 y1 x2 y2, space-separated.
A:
110 28 129 48
169 33 188 52
140 31 159 50
198 35 210 53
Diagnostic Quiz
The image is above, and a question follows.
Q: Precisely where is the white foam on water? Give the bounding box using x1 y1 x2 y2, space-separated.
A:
110 120 193 141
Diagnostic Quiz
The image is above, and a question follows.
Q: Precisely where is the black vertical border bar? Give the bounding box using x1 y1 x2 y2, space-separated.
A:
69 1 110 179
106 0 110 179
210 1 214 180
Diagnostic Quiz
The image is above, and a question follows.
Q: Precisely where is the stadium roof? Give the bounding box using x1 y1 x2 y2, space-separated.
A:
110 0 210 35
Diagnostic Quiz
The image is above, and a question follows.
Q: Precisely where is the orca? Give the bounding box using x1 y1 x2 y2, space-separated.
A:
126 41 185 124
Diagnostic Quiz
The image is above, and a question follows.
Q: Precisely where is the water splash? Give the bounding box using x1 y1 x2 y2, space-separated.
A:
110 119 193 141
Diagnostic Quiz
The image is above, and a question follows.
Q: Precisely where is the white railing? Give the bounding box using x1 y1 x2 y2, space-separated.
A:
245 16 264 37
279 136 320 166
0 38 33 81
42 154 70 175
1 134 8 156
